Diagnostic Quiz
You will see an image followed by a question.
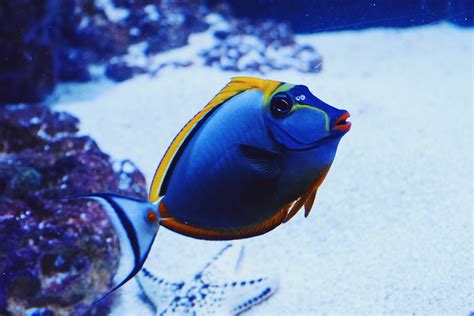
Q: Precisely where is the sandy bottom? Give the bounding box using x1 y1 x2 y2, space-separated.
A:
55 23 472 315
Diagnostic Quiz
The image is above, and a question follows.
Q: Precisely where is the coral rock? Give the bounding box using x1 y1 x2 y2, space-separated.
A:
200 14 322 74
0 105 148 315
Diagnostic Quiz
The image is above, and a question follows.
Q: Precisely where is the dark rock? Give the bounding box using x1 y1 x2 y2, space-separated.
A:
57 48 92 82
8 272 41 299
213 30 231 40
106 61 145 82
0 1 60 104
0 0 328 105
137 0 207 54
0 104 148 315
0 0 209 104
0 0 327 105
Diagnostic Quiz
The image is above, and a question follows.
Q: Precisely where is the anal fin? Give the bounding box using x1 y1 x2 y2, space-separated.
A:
158 201 288 240
283 165 331 223
283 196 305 223
304 189 317 217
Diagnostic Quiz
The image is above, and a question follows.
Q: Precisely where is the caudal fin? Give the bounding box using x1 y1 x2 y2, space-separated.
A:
70 193 161 301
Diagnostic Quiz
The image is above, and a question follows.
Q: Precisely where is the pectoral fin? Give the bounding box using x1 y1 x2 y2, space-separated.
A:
238 144 280 178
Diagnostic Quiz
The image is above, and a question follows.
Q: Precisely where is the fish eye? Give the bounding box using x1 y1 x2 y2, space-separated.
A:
270 93 293 118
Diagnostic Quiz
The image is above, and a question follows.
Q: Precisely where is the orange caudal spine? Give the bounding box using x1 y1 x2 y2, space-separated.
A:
147 209 159 223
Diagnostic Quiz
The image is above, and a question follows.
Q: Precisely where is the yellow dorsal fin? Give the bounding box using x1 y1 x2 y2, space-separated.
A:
149 77 283 203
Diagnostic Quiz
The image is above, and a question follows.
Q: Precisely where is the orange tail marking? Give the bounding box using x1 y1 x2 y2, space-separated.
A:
147 210 159 223
158 201 289 240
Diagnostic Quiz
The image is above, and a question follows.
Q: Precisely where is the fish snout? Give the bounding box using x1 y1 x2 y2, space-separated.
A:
332 111 351 133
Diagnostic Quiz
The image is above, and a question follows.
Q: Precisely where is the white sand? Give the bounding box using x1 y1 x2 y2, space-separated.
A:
54 23 473 315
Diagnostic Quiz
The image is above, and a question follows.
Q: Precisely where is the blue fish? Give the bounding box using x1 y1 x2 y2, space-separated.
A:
86 76 351 298
149 76 351 239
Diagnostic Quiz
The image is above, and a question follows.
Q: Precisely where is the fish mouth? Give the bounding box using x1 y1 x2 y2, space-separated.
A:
332 111 351 132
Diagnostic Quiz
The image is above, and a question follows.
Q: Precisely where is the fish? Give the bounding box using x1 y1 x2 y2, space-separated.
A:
82 76 350 299
137 244 278 315
149 76 351 239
